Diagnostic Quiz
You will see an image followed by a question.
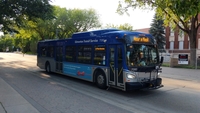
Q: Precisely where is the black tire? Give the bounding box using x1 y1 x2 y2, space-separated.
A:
45 62 51 73
95 71 107 89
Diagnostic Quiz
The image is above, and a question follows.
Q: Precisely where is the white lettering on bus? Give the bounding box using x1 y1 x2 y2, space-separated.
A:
99 39 107 42
75 40 84 43
75 39 98 43
84 40 90 43
91 39 98 42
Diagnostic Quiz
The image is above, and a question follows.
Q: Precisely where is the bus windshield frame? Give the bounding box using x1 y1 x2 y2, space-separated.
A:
126 44 159 67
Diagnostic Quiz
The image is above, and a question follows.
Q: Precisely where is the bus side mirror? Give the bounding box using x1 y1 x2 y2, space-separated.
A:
160 56 164 64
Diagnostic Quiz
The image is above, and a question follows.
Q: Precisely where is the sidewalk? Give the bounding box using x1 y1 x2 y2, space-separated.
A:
0 77 40 113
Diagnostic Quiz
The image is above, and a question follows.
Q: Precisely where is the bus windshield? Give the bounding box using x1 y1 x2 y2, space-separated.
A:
126 44 159 67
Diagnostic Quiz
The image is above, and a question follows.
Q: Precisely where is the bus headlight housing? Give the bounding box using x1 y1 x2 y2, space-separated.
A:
157 72 161 77
126 73 135 79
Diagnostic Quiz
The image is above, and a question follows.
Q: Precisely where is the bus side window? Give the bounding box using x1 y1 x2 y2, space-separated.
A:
77 46 92 64
46 46 54 57
66 46 76 62
41 47 46 57
94 45 106 66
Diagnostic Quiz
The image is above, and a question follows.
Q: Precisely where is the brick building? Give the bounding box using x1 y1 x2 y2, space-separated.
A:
135 28 150 34
165 26 200 57
135 26 200 57
164 26 200 66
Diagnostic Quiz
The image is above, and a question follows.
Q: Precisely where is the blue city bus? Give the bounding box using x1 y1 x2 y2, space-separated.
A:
37 29 163 91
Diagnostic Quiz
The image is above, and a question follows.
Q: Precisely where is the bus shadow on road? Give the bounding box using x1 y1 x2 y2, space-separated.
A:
105 87 163 97
39 71 97 88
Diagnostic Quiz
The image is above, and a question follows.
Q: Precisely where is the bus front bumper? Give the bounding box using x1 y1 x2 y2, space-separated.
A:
126 78 163 91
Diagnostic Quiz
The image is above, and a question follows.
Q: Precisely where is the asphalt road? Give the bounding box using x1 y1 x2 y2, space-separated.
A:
0 52 200 113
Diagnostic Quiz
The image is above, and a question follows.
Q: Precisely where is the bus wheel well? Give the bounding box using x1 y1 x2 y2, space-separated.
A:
45 61 51 73
93 68 107 89
93 69 104 82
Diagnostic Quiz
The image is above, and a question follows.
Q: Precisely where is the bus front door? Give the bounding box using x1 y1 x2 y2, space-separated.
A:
109 45 124 89
56 47 63 73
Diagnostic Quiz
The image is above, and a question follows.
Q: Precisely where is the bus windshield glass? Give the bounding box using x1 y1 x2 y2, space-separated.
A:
126 44 159 67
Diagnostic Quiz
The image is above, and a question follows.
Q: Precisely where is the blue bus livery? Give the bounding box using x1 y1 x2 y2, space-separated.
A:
37 29 163 91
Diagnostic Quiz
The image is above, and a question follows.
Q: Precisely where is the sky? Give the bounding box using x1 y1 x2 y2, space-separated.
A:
51 0 155 30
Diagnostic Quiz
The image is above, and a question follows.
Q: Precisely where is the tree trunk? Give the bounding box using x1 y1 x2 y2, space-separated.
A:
188 29 197 67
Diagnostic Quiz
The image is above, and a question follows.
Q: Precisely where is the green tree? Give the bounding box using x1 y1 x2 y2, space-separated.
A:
8 5 102 54
117 0 200 66
149 14 166 52
118 23 134 31
0 0 53 33
14 27 39 55
104 24 118 29
29 36 38 54
27 6 102 40
13 36 28 55
54 7 101 39
32 18 55 40
104 23 133 31
0 35 14 52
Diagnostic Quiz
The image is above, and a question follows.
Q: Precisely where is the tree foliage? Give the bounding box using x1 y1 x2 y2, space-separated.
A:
149 14 166 52
117 0 200 66
12 19 40 54
104 23 133 31
22 6 102 40
0 0 54 33
53 7 101 39
0 35 13 52
6 6 102 54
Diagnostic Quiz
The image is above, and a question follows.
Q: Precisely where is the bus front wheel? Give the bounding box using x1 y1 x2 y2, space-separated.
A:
45 62 51 73
95 72 107 89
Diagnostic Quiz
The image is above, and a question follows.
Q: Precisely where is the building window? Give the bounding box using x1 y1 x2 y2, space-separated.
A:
188 42 190 49
198 39 200 49
179 41 183 50
179 30 184 38
163 28 166 34
170 41 174 50
170 28 174 36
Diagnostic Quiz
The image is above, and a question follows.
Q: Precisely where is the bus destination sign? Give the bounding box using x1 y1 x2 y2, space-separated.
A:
133 36 150 43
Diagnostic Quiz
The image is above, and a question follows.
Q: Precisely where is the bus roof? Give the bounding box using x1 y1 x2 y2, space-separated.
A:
72 29 153 39
101 30 152 38
38 29 154 44
71 29 120 39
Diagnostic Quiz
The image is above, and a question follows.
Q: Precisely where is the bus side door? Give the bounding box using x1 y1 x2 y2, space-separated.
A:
56 46 63 73
109 45 124 89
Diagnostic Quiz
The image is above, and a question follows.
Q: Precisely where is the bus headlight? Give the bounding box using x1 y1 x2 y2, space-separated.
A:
126 73 135 79
157 72 161 77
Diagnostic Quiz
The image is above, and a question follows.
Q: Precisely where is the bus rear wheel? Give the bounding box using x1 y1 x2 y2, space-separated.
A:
45 62 51 73
95 72 107 89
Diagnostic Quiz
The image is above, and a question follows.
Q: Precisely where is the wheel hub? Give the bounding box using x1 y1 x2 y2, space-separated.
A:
97 75 104 84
